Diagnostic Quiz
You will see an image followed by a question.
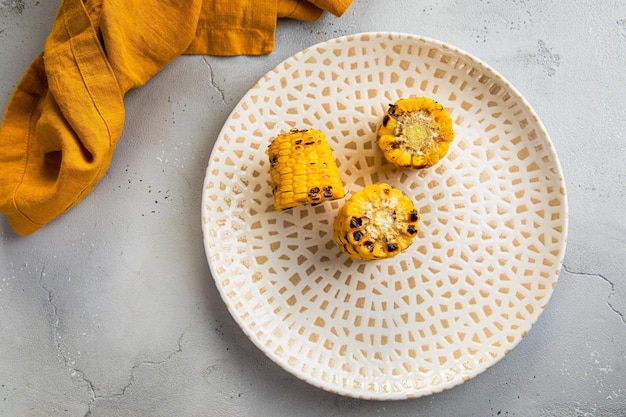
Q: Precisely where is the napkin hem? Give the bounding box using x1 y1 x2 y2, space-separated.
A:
0 55 47 236
185 27 276 56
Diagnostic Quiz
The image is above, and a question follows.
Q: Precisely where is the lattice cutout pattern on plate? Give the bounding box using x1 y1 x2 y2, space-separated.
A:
202 32 567 399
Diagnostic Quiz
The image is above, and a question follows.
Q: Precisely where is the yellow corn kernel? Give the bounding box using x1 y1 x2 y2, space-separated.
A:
377 97 454 169
333 183 420 261
267 128 345 211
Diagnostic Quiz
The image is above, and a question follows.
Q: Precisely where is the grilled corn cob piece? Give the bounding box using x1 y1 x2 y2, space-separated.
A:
377 97 454 169
333 183 420 261
268 128 345 211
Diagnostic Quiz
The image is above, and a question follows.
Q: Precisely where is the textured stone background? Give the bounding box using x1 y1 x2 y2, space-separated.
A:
1 1 625 416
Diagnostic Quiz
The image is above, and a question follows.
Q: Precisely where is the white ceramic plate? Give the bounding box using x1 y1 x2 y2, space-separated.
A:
201 32 567 400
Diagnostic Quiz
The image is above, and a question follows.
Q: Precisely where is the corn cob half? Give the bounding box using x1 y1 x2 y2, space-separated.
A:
377 97 454 169
268 128 345 211
334 183 420 261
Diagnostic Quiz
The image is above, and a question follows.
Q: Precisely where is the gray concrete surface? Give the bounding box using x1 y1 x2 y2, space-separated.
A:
1 0 625 416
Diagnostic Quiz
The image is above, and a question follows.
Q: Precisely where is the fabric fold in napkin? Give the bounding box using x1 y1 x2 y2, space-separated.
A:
0 0 353 236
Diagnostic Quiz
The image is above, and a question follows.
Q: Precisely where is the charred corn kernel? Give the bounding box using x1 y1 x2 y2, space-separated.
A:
333 183 420 261
377 97 454 169
268 128 345 211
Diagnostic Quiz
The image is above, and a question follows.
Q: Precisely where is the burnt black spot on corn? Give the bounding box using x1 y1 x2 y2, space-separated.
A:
308 187 321 200
267 128 345 211
377 97 454 169
350 217 362 228
333 183 420 261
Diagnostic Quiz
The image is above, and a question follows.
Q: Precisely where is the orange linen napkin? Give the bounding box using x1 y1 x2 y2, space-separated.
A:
0 0 353 236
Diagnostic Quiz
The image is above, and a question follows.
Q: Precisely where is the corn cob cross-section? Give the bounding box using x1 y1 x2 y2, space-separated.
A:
268 128 345 211
377 97 454 169
334 183 420 261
